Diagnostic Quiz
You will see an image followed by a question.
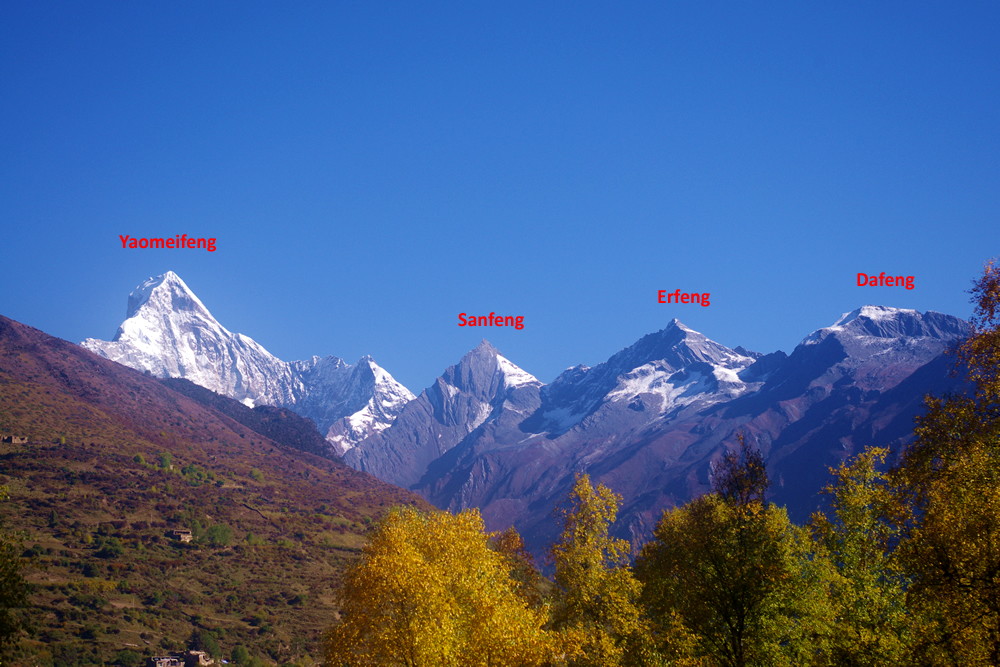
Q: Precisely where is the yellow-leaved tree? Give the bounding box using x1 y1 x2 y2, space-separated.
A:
635 438 835 667
547 474 655 666
892 259 1000 665
809 447 913 666
323 506 552 667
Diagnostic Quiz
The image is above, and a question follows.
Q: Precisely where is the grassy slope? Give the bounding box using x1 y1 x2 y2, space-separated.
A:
0 315 433 667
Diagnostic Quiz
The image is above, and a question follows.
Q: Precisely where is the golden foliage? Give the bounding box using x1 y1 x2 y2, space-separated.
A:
547 474 649 666
322 259 1000 666
810 448 913 666
893 258 1000 664
638 494 835 667
323 506 552 667
491 525 545 609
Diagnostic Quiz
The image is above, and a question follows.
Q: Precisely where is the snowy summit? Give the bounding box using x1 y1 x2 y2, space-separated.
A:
81 271 414 455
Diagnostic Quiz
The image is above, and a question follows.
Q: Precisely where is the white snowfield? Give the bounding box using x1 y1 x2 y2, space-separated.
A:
800 305 951 346
81 271 414 455
496 354 540 390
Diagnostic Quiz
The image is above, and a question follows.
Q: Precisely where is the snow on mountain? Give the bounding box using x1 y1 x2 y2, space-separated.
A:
532 319 759 434
770 305 970 399
800 305 967 346
82 272 296 407
319 356 417 455
81 271 413 454
343 340 541 488
497 353 539 390
402 307 970 558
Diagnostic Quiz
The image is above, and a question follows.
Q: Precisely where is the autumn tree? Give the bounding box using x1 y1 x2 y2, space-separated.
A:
636 436 835 667
547 474 653 667
490 526 545 609
809 447 912 666
891 259 1000 664
324 506 551 667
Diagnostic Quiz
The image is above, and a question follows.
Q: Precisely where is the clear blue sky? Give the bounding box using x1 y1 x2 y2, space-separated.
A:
2 3 997 393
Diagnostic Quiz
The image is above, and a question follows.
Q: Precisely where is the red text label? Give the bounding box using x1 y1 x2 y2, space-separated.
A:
120 235 217 252
858 273 913 290
459 313 524 330
658 290 710 306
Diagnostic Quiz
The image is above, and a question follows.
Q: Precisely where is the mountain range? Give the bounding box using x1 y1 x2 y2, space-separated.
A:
80 272 970 554
81 272 414 455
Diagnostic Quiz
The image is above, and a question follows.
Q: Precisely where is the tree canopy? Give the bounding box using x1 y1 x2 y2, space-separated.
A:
323 506 551 667
636 438 835 667
890 259 1000 664
547 474 649 666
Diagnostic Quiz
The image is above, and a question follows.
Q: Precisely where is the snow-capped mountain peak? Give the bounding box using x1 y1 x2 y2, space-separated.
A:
531 320 761 436
83 272 290 405
800 305 968 346
82 271 414 456
125 271 211 320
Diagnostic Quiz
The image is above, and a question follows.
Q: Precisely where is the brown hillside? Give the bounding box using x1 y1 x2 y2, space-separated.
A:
0 315 433 667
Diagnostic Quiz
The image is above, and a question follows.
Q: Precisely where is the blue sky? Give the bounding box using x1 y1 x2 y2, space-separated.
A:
1 3 997 392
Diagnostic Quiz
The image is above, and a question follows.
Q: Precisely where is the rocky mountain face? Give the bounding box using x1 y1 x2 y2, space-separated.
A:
347 306 969 556
343 340 542 490
81 272 414 455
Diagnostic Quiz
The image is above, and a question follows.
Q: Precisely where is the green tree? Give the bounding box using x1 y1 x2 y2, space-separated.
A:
0 487 31 656
190 628 222 658
810 447 911 666
232 645 250 666
204 524 233 547
182 463 208 485
96 536 125 559
324 506 551 666
636 438 835 667
190 520 204 541
547 474 650 667
114 649 143 667
159 451 172 469
891 259 1000 664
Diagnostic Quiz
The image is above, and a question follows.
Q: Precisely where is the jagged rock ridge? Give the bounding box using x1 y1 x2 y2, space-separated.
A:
81 272 414 455
343 340 542 489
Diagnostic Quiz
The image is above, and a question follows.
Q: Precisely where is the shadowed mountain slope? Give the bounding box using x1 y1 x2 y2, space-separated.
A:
159 377 334 460
343 340 542 489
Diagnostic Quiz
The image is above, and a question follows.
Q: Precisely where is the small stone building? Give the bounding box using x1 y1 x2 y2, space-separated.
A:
1 435 28 444
146 651 213 667
185 651 214 667
168 529 193 543
147 656 184 667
